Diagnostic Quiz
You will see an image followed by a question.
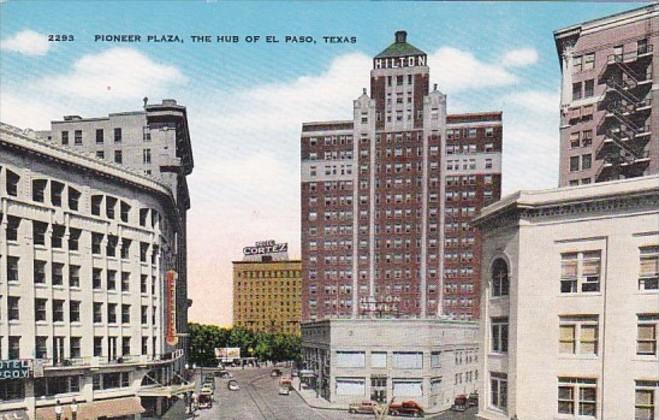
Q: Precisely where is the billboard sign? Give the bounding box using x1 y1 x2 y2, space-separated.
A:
243 240 288 257
165 270 178 346
215 347 241 361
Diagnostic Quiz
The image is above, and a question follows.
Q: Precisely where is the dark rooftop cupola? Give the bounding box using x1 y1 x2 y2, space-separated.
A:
374 30 426 60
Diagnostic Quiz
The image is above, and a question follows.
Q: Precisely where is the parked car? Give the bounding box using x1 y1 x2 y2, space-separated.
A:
198 390 213 409
467 391 479 407
215 370 233 379
227 379 240 391
271 368 282 377
451 394 468 412
202 376 215 389
278 385 290 395
390 400 424 417
348 400 378 415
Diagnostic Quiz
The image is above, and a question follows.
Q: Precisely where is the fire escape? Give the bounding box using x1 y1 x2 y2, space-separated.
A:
595 43 653 182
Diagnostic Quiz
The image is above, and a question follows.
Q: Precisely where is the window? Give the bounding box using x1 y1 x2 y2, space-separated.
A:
139 208 149 226
120 202 131 223
91 195 102 216
122 304 130 324
61 131 69 145
108 303 117 323
35 298 47 321
114 150 122 164
572 82 582 101
583 53 595 71
573 55 582 72
96 128 104 143
36 336 48 359
69 228 81 251
93 302 103 323
141 275 148 294
431 351 441 368
52 225 65 248
639 246 659 290
7 256 19 282
106 235 118 257
74 130 82 145
558 377 597 416
561 251 601 293
559 316 598 355
6 216 20 241
33 221 47 246
121 272 130 291
122 337 131 356
32 179 47 202
582 154 592 170
52 262 64 285
584 79 594 97
392 352 423 369
107 270 117 290
106 197 116 219
392 379 422 397
490 372 507 411
114 128 122 143
121 239 131 259
70 337 81 358
637 315 658 356
91 232 103 255
142 337 148 355
34 260 46 284
141 305 148 324
96 151 104 159
52 299 64 322
70 300 80 322
8 337 20 359
69 187 80 211
336 378 365 396
582 130 593 147
143 148 151 164
94 337 103 357
140 242 149 262
50 181 64 207
491 259 509 297
336 351 365 368
570 156 580 172
93 268 102 289
491 318 508 353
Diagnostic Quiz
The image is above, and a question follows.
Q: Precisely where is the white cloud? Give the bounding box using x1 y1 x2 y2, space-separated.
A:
503 48 539 67
41 48 187 100
427 47 518 93
1 30 50 56
503 89 559 115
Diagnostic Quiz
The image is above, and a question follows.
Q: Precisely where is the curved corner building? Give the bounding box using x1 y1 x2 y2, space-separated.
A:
0 100 193 419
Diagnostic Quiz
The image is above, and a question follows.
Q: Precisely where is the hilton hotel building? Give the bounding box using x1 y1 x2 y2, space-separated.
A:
0 99 193 419
300 31 502 322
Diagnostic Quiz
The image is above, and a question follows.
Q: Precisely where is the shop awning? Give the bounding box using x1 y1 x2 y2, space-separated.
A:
36 397 144 420
138 382 196 397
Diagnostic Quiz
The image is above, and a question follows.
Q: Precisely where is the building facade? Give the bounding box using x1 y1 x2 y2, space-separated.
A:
301 318 479 412
301 31 502 322
233 240 302 335
39 99 194 365
473 175 659 419
555 4 659 186
0 122 195 419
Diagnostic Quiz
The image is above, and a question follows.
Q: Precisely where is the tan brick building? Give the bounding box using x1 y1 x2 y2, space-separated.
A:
233 254 302 335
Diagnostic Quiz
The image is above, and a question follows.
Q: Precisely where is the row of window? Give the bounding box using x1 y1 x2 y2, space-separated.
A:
60 127 134 146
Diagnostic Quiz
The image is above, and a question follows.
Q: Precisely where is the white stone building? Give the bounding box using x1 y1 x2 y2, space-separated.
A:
0 122 194 419
301 318 479 412
473 175 659 419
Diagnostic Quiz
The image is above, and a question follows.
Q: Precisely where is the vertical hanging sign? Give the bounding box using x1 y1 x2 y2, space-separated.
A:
165 270 179 346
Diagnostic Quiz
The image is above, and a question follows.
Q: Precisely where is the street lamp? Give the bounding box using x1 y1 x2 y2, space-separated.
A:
71 398 78 420
54 400 62 420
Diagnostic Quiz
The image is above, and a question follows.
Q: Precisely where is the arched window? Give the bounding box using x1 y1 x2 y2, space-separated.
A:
491 258 509 297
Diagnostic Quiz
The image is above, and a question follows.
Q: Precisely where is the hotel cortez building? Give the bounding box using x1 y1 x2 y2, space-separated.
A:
300 31 502 322
0 104 194 418
554 4 659 187
473 176 659 420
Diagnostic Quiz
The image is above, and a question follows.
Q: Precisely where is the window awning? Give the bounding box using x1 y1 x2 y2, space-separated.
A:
36 397 144 420
138 382 196 397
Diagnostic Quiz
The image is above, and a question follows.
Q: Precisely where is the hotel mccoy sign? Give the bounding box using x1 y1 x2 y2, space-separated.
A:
165 270 178 346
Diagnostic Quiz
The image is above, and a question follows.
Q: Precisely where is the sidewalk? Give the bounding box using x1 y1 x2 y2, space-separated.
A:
291 377 348 411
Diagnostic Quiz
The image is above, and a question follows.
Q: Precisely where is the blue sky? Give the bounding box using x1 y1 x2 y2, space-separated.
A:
0 1 643 325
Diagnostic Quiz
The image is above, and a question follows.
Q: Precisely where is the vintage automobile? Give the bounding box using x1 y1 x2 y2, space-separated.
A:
202 376 215 389
451 394 468 412
227 379 240 391
215 370 233 379
198 390 213 409
348 400 378 415
467 391 479 407
389 400 425 417
271 368 282 377
278 385 290 395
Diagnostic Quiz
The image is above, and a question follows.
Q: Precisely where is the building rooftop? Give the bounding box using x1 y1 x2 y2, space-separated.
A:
473 174 659 226
374 30 426 59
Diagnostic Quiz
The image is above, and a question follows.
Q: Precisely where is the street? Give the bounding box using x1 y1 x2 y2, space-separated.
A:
192 367 477 420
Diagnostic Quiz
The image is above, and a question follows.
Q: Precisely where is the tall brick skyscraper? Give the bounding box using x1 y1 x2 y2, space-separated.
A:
301 31 502 321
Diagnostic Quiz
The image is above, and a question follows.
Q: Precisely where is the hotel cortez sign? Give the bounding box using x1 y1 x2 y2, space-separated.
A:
165 270 178 346
374 54 426 69
243 240 288 256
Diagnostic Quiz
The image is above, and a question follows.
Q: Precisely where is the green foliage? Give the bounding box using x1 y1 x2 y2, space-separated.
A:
187 323 301 367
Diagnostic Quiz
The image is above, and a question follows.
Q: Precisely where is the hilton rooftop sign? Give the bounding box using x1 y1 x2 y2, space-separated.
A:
374 54 426 69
